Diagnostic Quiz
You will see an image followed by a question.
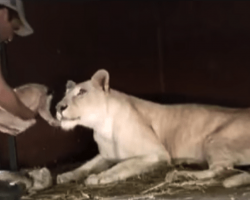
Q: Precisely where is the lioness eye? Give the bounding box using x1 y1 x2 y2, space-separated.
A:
77 88 86 96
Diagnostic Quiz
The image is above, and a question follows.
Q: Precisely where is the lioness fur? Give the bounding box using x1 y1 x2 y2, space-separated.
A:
56 69 250 188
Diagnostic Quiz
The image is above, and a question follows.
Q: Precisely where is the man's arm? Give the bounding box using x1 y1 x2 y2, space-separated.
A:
0 66 36 120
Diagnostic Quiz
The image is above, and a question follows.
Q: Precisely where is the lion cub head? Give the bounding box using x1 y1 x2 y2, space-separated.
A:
56 69 110 131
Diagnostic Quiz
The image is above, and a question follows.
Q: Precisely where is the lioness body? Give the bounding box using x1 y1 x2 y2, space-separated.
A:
56 69 250 188
96 92 250 166
0 83 60 135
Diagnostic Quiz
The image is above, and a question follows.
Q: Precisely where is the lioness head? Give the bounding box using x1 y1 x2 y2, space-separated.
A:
56 69 110 131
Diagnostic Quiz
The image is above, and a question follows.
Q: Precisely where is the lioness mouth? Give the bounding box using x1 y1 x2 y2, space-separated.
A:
61 117 81 121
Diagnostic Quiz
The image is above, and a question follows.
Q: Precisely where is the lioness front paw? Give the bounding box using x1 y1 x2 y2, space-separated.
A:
57 172 76 184
165 170 197 183
84 174 99 185
85 172 117 186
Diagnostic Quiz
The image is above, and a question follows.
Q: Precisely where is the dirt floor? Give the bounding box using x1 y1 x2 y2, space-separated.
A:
17 163 250 200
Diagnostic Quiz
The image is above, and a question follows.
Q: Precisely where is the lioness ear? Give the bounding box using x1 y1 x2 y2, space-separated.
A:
91 69 110 92
66 80 76 92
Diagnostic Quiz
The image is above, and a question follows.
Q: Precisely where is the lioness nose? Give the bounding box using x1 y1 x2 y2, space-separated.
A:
56 104 68 113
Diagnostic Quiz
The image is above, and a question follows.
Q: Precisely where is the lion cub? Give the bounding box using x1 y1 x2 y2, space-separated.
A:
56 69 250 188
0 83 60 135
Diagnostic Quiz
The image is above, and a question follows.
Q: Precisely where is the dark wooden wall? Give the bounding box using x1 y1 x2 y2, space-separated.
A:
0 1 250 169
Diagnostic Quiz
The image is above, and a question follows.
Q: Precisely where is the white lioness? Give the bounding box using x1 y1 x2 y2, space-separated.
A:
0 83 60 135
56 69 250 188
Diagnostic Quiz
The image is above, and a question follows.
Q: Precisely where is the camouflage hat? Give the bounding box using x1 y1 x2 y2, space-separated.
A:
0 0 33 36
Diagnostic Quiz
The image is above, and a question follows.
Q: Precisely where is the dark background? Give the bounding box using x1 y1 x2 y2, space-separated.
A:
0 1 250 169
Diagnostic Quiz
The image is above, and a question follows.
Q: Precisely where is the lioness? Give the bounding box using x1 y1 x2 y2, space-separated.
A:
0 83 60 135
56 69 250 188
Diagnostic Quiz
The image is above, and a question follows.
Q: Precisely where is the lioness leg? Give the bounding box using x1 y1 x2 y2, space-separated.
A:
38 95 60 127
165 167 226 183
165 133 239 185
57 154 113 184
222 173 250 188
85 153 169 186
165 167 250 188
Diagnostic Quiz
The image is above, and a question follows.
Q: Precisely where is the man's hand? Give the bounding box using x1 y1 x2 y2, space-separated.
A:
0 68 37 120
0 64 37 136
0 86 36 120
0 118 36 136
